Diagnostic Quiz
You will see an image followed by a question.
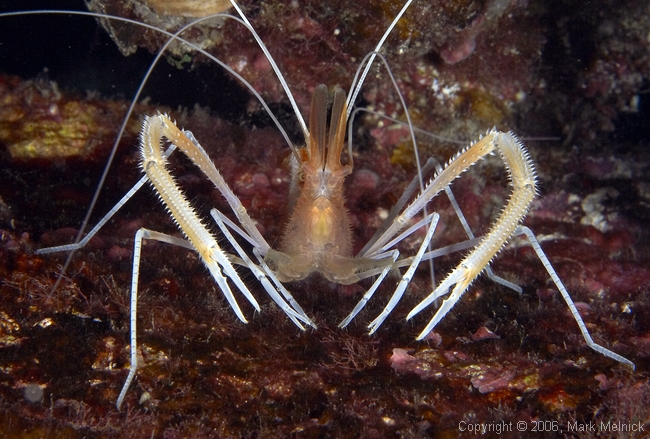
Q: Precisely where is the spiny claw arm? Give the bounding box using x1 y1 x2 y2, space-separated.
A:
162 117 271 256
140 114 260 317
404 132 635 370
406 132 537 339
362 131 500 258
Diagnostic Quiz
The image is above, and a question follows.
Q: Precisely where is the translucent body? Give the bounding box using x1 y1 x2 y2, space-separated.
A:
267 85 391 284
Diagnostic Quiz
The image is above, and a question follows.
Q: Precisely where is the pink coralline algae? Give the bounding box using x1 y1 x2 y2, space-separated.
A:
470 370 515 394
440 36 477 65
471 326 500 341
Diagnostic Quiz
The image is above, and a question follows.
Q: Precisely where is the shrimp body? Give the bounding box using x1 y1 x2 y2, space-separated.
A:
267 85 388 284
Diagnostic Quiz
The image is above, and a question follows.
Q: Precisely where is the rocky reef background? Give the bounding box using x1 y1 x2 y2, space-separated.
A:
0 0 648 437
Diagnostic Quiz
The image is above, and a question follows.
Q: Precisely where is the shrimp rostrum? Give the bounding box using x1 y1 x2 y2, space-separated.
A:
34 0 635 409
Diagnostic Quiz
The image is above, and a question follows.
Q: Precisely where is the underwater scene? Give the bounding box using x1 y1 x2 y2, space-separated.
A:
0 0 649 437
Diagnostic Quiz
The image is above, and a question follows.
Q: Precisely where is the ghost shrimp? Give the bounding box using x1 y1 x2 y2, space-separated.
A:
25 0 635 411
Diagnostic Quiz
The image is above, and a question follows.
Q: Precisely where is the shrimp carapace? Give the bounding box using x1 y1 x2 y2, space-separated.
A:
267 85 386 284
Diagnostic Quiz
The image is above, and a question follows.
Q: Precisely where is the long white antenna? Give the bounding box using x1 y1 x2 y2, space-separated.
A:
228 0 309 141
346 0 414 119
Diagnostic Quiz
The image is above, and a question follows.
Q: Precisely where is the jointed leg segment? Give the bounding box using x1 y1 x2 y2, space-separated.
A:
516 226 635 369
